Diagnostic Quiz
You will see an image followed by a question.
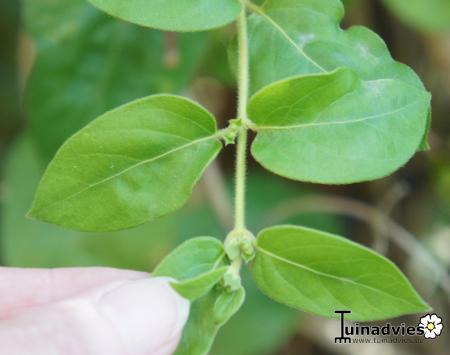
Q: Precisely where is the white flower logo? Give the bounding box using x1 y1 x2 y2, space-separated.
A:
419 314 443 339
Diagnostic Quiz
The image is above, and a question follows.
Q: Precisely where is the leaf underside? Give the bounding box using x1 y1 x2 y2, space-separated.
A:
251 225 430 321
246 0 431 184
28 95 222 232
88 0 242 32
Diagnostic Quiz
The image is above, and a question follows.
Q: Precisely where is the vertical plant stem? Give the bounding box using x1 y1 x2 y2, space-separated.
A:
234 6 249 231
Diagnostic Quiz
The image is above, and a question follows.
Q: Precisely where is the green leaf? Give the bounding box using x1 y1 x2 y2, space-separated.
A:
213 287 245 324
212 269 298 355
245 0 431 183
153 237 243 355
172 267 228 301
176 287 245 355
155 236 227 300
251 225 430 321
153 237 226 280
382 0 450 32
249 68 430 183
28 95 222 232
246 0 425 92
1 135 178 269
24 0 208 161
88 0 242 32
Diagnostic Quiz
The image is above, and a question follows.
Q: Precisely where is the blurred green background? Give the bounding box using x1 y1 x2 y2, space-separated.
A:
0 0 449 354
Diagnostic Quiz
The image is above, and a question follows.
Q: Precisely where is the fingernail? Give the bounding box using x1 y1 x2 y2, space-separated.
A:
96 277 189 355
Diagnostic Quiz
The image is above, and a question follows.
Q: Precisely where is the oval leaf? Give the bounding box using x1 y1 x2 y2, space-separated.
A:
252 225 430 321
249 68 430 183
245 0 431 183
88 0 242 32
246 0 425 92
28 95 222 231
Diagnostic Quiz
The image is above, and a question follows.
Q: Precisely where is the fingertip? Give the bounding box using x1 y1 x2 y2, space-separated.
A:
96 277 189 355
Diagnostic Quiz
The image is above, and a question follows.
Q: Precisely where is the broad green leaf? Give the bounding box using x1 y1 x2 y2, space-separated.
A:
153 237 226 280
88 0 242 32
249 68 430 183
245 0 431 183
246 0 425 92
28 95 222 231
1 135 177 269
252 225 430 321
24 0 208 161
382 0 450 32
176 287 245 355
172 267 228 301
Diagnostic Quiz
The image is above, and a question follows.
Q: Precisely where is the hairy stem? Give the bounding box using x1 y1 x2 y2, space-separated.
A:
234 6 250 231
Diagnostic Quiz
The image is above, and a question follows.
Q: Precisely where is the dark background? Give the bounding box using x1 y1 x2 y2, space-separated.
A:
0 1 448 354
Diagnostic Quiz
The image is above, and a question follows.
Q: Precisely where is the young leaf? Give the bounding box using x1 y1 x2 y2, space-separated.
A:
155 236 227 300
153 237 226 280
245 0 431 183
88 0 242 32
28 95 222 232
249 68 430 183
172 267 228 301
176 287 245 355
154 237 243 355
251 225 430 321
213 287 245 324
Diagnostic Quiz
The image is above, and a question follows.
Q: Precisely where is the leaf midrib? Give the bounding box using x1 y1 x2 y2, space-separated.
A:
33 134 219 214
247 1 326 72
256 245 421 308
255 101 418 131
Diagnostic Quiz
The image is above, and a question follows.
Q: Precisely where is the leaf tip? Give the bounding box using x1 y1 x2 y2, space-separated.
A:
25 208 38 221
417 298 433 313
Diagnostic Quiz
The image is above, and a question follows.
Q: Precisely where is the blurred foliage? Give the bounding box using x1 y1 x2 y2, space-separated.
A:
1 0 449 354
382 0 450 32
24 0 210 161
0 0 21 145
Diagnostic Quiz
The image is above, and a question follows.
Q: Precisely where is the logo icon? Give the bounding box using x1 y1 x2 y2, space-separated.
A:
418 314 443 339
334 310 351 343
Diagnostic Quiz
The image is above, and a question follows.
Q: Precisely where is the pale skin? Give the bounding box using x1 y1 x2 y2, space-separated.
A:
0 267 190 355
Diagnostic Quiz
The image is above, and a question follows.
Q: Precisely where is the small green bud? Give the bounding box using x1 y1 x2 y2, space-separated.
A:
224 237 240 260
222 118 242 146
222 267 242 292
224 229 256 263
